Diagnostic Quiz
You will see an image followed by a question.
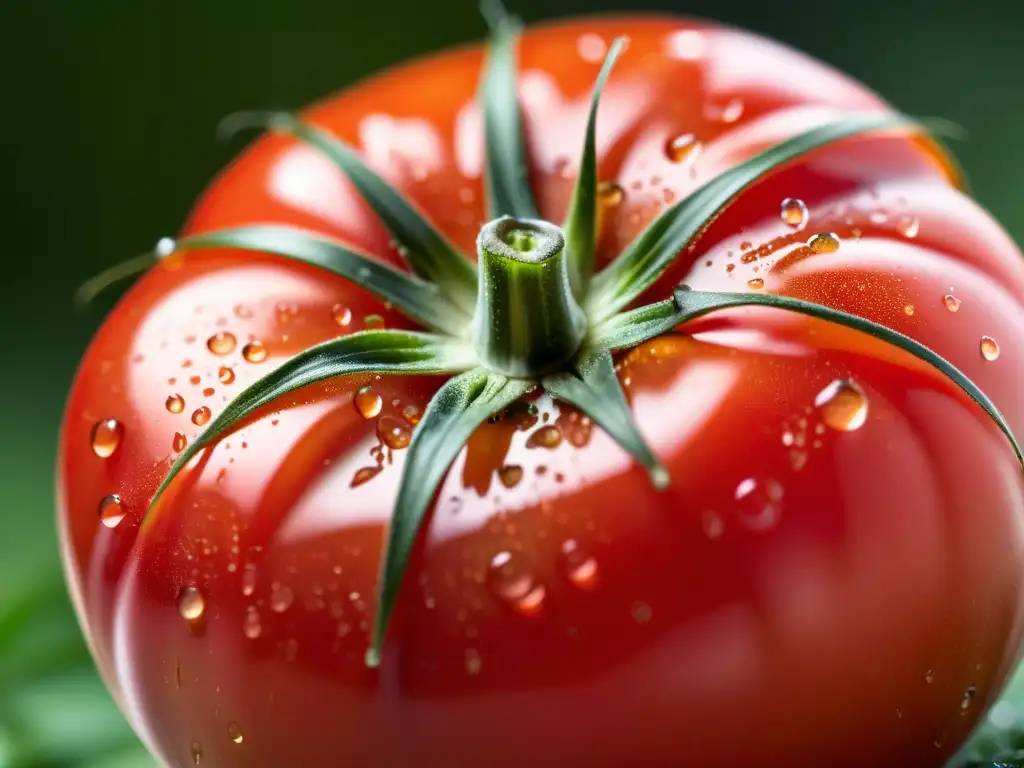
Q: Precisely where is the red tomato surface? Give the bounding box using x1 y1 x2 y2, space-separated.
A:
58 15 1024 768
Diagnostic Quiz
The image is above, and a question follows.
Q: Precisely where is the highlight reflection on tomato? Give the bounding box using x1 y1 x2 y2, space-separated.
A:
58 12 1024 768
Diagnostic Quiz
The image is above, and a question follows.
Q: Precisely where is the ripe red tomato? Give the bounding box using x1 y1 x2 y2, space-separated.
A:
59 14 1024 768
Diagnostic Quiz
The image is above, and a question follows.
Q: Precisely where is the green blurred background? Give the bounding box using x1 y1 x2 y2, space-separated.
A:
1 0 1022 765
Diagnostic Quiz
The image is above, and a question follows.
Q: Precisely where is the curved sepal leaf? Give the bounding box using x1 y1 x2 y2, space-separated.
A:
146 330 477 524
367 368 533 666
587 112 921 322
480 0 538 220
170 225 469 336
221 111 478 312
593 286 1024 469
562 37 626 299
543 349 669 489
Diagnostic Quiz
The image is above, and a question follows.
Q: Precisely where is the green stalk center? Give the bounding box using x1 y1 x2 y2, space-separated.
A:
472 216 588 377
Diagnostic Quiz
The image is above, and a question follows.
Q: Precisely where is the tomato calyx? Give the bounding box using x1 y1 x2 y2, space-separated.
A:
82 2 1023 668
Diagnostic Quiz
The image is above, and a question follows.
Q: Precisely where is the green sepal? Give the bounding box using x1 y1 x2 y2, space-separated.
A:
220 111 479 313
145 330 477 526
367 368 533 666
543 349 669 489
479 0 539 221
593 286 1024 469
168 225 470 336
587 112 922 322
562 37 626 299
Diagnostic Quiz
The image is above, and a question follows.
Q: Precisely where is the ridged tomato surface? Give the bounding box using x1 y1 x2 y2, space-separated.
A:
59 15 1024 768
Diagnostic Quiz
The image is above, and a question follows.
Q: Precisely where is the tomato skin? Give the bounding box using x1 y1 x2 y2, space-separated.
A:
58 14 1024 768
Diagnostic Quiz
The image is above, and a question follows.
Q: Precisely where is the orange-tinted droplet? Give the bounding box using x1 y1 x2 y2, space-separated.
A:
527 425 562 449
203 387 215 397
808 232 840 254
228 722 244 745
351 466 382 487
178 585 206 621
333 304 353 327
498 465 524 488
355 386 383 419
192 406 211 426
943 294 961 313
560 539 598 589
377 416 412 449
597 181 625 207
747 278 764 289
218 366 236 384
206 332 237 356
904 304 915 316
780 197 808 227
981 336 1000 361
665 132 701 164
172 432 187 452
90 418 124 458
488 551 545 616
363 314 386 331
99 494 126 528
242 341 267 363
814 378 869 432
402 404 422 425
166 394 185 413
897 216 920 238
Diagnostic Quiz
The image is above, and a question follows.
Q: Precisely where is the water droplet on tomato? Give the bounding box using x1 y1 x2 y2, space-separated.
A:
943 294 961 313
206 332 236 356
377 416 412 449
815 379 868 432
190 740 203 765
560 539 598 588
631 602 653 624
904 304 915 316
243 607 262 639
665 132 701 164
241 564 257 597
488 551 545 615
355 386 383 419
269 585 294 613
191 406 211 426
597 181 625 207
498 465 524 488
90 418 124 458
961 686 977 710
228 722 244 744
465 648 483 676
808 232 840 254
981 336 1000 361
364 314 386 331
925 669 937 684
734 477 783 531
351 466 381 487
527 425 562 449
234 304 253 319
242 341 267 363
747 277 764 289
155 237 176 258
218 366 236 385
332 304 353 327
898 216 920 238
178 585 206 622
780 198 808 228
172 432 188 452
99 494 126 528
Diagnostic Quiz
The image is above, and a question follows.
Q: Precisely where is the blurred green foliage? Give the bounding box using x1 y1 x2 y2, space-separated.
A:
1 0 1022 766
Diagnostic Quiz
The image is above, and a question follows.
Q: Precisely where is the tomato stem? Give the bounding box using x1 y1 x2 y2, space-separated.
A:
472 216 587 376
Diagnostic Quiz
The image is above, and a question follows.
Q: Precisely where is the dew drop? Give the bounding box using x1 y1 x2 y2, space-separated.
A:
333 304 353 327
178 585 206 622
166 394 185 414
228 722 244 744
270 585 294 613
355 386 383 419
943 294 961 313
402 403 422 425
904 304 915 316
560 539 598 588
897 216 920 238
465 648 483 676
961 686 977 711
190 740 203 765
241 565 257 597
242 341 267 363
206 332 237 356
808 232 840 254
925 669 937 684
597 181 625 207
363 314 386 331
99 494 126 528
351 466 382 487
815 379 869 432
377 416 412 449
488 551 545 615
780 197 808 228
218 366 236 385
527 425 562 449
747 277 764 290
90 418 124 458
192 406 211 426
718 97 744 123
498 465 524 488
734 477 783 531
665 132 701 164
234 304 253 319
172 432 188 453
981 336 1000 361
243 606 262 639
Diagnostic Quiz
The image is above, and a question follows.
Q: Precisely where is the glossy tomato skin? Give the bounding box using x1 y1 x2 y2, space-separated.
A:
59 15 1024 768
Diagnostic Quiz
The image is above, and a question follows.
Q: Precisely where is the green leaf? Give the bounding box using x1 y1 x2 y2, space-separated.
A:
367 368 532 665
543 349 669 489
479 0 538 220
146 330 477 527
587 112 921 322
220 111 479 313
562 37 626 299
594 286 1024 469
171 225 471 336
